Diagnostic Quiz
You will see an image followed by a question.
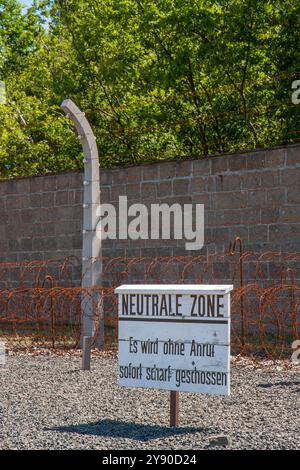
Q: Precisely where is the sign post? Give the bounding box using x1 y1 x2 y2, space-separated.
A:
115 284 233 426
170 390 179 427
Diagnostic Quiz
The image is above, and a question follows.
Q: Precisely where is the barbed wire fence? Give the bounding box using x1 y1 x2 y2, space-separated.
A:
0 238 299 359
86 70 300 168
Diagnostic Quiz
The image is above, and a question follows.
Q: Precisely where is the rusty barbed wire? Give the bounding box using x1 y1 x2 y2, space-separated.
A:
0 242 299 358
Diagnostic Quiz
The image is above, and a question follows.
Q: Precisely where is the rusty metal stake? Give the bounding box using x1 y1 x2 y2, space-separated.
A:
229 236 245 347
170 391 179 427
81 336 92 370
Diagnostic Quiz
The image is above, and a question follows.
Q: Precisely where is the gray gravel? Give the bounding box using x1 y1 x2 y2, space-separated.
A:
0 355 299 450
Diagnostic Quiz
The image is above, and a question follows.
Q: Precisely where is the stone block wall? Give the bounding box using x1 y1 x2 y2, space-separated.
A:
0 144 299 286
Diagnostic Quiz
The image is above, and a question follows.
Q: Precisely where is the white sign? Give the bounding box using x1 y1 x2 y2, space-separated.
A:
115 284 233 396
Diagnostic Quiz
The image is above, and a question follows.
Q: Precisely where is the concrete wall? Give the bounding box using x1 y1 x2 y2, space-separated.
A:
0 144 299 284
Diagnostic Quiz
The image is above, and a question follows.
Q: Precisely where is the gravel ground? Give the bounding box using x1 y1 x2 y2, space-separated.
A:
0 355 299 450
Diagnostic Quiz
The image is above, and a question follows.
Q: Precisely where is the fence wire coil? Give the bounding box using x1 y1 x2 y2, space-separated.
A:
0 239 299 358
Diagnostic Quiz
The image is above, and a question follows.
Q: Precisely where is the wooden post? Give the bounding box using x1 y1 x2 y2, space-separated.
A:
81 336 92 370
170 391 179 427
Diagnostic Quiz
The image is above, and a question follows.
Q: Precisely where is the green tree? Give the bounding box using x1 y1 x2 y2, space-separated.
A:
53 0 300 166
1 0 300 177
0 0 82 177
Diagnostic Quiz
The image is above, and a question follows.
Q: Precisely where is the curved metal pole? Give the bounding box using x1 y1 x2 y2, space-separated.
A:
61 99 103 348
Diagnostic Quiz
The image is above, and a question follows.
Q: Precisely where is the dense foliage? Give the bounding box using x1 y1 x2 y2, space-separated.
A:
0 0 300 177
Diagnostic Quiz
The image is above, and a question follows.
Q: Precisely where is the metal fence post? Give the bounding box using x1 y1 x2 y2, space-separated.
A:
81 336 92 370
61 99 103 349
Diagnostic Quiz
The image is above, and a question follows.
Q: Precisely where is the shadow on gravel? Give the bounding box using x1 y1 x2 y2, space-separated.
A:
257 380 300 388
46 419 212 441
